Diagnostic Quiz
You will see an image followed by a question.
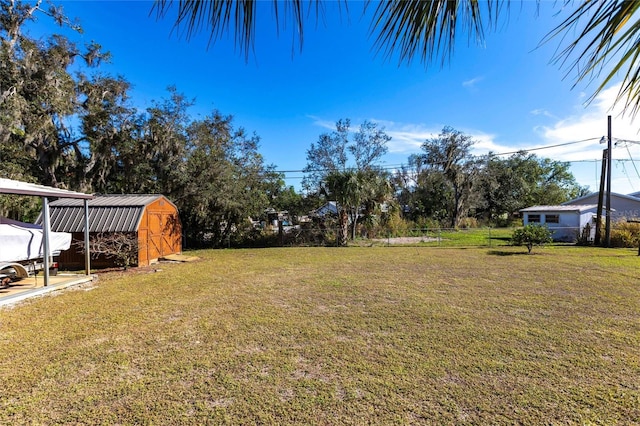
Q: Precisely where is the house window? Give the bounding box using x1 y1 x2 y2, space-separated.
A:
528 214 541 223
545 214 560 224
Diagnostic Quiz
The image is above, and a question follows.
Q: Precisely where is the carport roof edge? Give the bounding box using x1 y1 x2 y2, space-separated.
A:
0 178 94 199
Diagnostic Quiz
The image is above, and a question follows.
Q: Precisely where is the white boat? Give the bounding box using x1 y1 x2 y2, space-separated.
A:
0 217 72 281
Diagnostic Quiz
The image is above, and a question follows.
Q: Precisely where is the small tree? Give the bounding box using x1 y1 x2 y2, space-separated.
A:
77 232 139 269
511 224 553 254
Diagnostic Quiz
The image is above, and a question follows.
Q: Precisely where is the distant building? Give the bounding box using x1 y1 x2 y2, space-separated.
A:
311 201 339 218
520 204 601 242
562 192 640 220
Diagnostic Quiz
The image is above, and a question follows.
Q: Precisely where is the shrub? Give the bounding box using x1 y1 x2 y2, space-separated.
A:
609 220 640 248
511 224 553 254
82 232 139 269
383 210 410 238
458 217 478 229
610 229 636 248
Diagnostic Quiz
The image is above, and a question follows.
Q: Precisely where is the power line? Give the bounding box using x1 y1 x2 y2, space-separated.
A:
274 137 603 175
487 138 601 157
624 143 640 180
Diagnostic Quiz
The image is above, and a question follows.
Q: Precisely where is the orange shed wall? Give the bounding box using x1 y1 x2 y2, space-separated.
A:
138 208 150 267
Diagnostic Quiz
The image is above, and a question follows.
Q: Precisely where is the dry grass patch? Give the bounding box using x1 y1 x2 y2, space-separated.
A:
0 246 638 424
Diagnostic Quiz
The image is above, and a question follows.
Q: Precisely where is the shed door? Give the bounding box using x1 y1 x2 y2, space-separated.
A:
148 211 179 258
148 212 162 260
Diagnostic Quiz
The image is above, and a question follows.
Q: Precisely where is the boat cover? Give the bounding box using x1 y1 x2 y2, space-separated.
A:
0 217 72 263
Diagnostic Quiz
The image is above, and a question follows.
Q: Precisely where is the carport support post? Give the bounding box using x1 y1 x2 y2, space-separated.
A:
42 197 50 287
84 199 90 275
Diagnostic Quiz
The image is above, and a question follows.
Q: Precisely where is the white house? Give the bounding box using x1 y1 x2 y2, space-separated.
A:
520 204 601 242
562 192 640 220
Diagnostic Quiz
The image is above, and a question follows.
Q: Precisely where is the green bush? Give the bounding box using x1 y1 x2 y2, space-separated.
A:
511 224 553 254
609 221 640 248
381 210 410 238
458 217 479 229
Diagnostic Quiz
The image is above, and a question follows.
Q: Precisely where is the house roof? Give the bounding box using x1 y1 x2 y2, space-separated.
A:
312 201 338 217
0 178 94 199
562 191 640 205
520 204 599 213
42 194 174 233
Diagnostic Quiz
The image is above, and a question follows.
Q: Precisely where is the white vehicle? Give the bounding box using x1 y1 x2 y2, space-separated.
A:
0 217 72 283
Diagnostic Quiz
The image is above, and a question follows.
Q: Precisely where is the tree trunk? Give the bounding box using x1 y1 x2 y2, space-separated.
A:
452 186 460 228
338 209 348 247
350 209 358 241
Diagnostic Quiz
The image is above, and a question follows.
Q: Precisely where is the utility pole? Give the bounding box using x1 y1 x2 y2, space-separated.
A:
605 115 612 248
595 149 607 245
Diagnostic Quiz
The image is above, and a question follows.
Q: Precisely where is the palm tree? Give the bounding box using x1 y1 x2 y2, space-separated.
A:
323 169 391 244
357 169 392 238
324 170 361 246
153 0 640 115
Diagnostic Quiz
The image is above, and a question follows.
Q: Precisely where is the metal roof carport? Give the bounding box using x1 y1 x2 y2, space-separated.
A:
0 178 94 288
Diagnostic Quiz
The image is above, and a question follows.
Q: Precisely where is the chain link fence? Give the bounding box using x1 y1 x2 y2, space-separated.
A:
263 225 585 248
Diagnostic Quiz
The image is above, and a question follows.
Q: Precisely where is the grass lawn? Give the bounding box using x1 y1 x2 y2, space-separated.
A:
0 246 638 424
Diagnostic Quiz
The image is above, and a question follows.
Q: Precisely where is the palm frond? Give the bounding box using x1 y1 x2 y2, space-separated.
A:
152 0 324 58
152 0 255 54
367 0 505 66
543 0 640 115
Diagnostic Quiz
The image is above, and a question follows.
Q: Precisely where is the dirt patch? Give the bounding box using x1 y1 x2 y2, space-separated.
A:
372 236 440 244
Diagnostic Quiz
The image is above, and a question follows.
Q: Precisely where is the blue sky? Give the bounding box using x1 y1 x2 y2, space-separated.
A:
28 1 640 194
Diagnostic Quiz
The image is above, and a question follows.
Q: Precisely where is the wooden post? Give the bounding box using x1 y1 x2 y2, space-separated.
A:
605 115 612 247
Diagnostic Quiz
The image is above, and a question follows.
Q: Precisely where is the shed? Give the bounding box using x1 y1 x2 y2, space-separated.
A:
43 194 181 268
520 204 602 242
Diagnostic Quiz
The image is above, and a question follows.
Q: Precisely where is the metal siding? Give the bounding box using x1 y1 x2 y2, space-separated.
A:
48 206 145 233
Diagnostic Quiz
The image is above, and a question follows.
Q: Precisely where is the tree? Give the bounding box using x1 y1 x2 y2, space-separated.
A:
153 1 640 115
324 170 360 246
74 74 136 193
415 126 481 228
511 224 553 254
305 119 391 241
0 0 110 188
476 152 589 223
303 119 390 193
178 111 275 247
81 232 139 269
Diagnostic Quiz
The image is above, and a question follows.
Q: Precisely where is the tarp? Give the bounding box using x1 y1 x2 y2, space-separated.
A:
0 217 71 263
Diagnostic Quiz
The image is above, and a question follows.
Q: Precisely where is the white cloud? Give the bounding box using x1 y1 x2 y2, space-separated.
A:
533 83 640 193
309 117 440 154
530 108 558 120
382 124 438 153
462 76 483 88
307 115 337 131
536 83 640 162
369 121 510 157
